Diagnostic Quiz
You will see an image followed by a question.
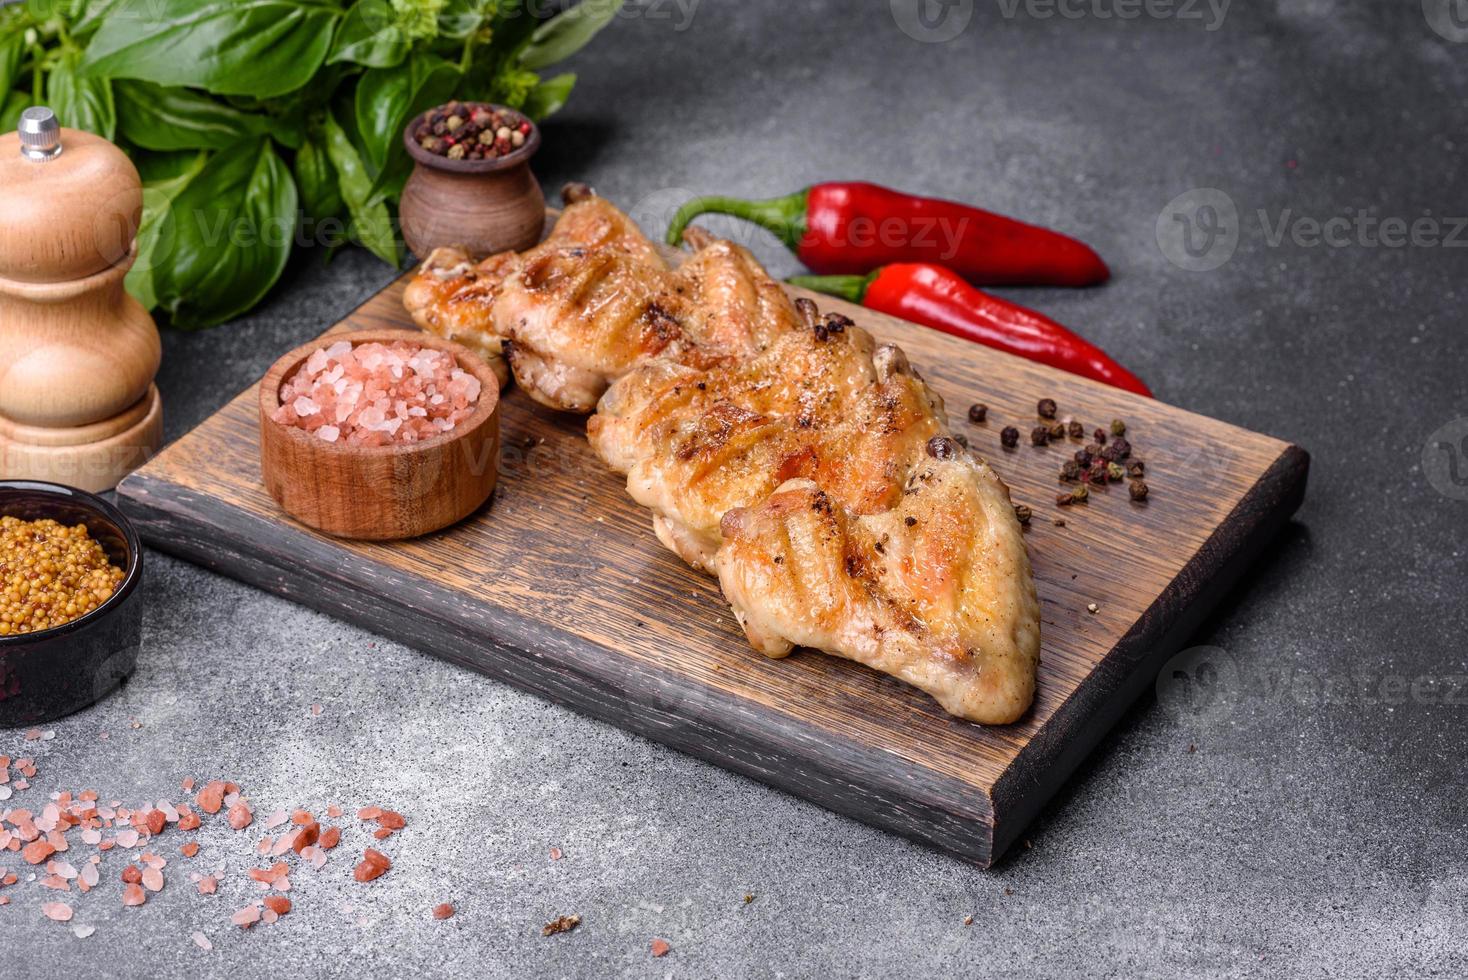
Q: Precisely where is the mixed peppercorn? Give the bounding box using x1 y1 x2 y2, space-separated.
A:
414 102 533 162
967 397 1151 522
1 517 124 636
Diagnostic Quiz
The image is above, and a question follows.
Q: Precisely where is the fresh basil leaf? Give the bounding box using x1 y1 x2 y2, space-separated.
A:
83 0 339 100
354 52 460 173
295 130 342 221
115 80 272 151
146 139 298 329
323 111 397 265
437 0 495 40
328 0 409 69
0 90 28 132
522 72 575 121
133 148 208 184
127 149 208 311
72 0 125 39
0 26 24 94
519 0 623 71
48 47 115 139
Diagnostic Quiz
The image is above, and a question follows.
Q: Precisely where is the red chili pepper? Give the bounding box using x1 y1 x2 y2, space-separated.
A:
787 264 1151 397
667 182 1108 288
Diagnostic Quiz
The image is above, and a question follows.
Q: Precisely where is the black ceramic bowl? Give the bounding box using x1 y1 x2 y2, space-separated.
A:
0 481 142 727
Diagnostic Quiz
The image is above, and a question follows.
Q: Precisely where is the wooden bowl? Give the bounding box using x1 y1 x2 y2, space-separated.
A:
258 329 500 540
399 103 545 260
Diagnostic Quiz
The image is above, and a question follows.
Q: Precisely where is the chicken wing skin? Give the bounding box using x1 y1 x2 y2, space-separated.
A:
588 312 946 572
716 454 1040 725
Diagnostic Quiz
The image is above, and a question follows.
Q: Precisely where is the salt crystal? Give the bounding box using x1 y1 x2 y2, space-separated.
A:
192 931 212 951
273 341 479 446
71 923 95 938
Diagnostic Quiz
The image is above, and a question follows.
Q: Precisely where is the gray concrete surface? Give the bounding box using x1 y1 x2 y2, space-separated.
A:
6 2 1468 976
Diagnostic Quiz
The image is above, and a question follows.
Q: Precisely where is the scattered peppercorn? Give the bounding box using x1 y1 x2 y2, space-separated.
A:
1060 459 1081 483
1 517 124 636
1126 459 1145 478
1037 398 1057 419
968 403 988 424
1029 426 1049 446
1129 480 1149 502
1099 443 1120 463
1107 461 1126 482
1074 448 1093 468
1110 419 1127 436
1111 437 1132 459
1057 485 1089 506
1047 421 1066 440
1053 518 1066 527
1093 427 1108 445
1013 504 1032 525
1087 462 1110 485
542 914 581 937
1067 420 1085 439
1000 426 1020 449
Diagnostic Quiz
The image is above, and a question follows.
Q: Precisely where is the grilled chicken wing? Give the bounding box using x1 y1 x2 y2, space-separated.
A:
405 186 801 412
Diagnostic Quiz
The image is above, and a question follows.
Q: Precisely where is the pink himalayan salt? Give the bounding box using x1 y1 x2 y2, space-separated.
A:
272 340 481 447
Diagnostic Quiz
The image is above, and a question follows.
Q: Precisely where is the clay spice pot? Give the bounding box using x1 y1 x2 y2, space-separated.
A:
399 101 545 260
258 329 501 540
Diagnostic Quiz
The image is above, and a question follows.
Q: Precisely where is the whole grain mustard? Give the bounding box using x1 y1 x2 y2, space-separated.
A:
0 516 124 636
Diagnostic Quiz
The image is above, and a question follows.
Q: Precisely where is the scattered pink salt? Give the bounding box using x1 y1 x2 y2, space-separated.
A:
231 904 262 929
192 931 212 951
197 875 218 896
41 901 73 922
226 801 253 831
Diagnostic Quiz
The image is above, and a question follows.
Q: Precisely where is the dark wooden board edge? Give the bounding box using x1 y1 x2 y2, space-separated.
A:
988 443 1310 861
117 473 1002 865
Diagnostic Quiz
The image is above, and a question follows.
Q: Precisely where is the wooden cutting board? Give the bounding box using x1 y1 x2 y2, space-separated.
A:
116 261 1307 867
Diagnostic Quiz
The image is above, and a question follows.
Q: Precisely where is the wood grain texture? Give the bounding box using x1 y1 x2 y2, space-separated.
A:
258 329 501 540
116 262 1308 867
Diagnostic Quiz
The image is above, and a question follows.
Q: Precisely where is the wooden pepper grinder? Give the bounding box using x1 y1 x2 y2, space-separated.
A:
0 107 162 493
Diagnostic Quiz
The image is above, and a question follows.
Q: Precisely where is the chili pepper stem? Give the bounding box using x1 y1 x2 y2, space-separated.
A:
666 191 808 250
785 273 877 305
